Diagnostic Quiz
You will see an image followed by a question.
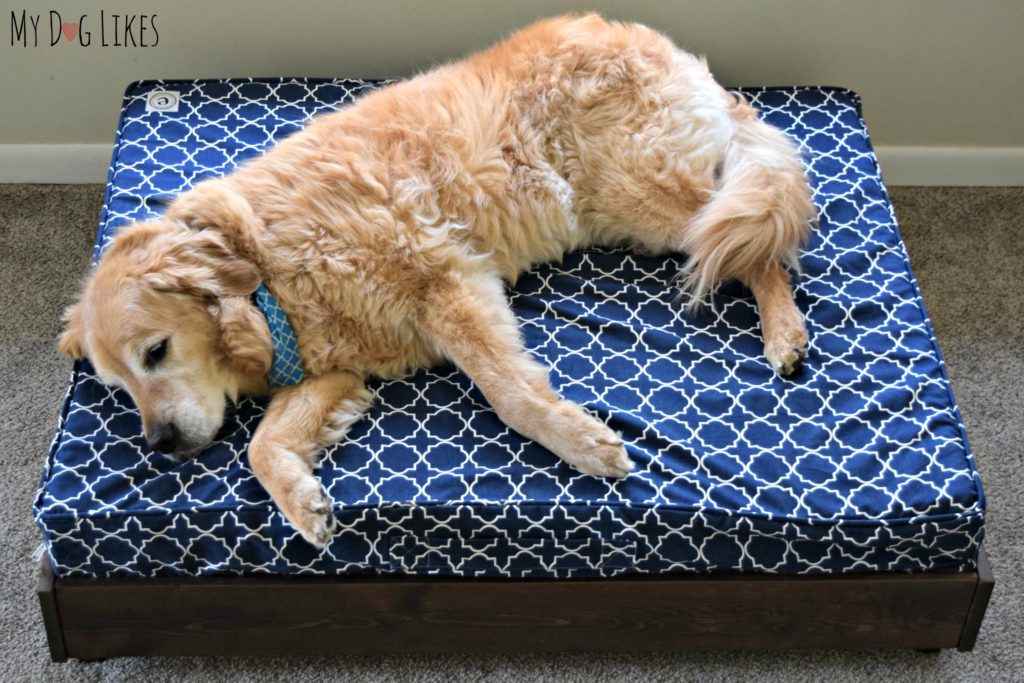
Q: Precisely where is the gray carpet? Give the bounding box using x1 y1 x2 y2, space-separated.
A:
1 185 1021 681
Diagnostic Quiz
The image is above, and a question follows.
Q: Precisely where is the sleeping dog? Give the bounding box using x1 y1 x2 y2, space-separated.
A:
58 15 815 546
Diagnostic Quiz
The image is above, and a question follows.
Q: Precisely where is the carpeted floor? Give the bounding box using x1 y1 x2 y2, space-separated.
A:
1 184 1021 681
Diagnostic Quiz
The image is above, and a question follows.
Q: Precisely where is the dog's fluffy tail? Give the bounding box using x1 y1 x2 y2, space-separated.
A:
678 106 816 309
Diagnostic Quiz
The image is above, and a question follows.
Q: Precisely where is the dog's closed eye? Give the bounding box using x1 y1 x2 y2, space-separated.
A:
144 338 170 369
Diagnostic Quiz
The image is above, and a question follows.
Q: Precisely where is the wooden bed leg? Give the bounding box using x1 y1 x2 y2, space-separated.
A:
37 555 68 663
958 545 995 652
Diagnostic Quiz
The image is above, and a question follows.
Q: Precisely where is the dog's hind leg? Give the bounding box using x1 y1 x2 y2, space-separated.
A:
674 112 814 376
575 92 814 376
741 266 808 376
421 270 633 478
248 371 372 547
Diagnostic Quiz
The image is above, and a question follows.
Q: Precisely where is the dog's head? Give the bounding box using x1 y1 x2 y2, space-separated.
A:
58 220 272 460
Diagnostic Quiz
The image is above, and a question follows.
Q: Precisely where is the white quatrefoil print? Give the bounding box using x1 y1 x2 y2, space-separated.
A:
34 80 985 579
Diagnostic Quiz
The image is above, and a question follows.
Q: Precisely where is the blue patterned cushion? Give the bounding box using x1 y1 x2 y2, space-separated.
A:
33 79 986 578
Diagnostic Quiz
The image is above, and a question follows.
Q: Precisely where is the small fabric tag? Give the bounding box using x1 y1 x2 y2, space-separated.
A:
146 90 180 113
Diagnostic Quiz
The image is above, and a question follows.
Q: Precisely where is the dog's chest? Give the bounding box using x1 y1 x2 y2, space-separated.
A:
275 275 441 379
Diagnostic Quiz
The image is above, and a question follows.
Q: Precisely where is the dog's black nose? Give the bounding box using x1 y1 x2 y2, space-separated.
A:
147 422 181 454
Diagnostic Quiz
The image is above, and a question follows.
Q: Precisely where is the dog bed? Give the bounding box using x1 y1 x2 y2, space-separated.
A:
34 79 985 580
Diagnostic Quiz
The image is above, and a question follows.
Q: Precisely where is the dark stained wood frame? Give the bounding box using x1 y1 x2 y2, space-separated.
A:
37 547 993 662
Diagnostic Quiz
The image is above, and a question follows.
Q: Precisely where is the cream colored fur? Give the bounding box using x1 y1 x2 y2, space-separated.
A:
59 15 816 546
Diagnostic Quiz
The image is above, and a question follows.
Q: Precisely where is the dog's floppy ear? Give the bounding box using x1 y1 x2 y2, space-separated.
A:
144 228 261 300
153 179 264 300
215 297 272 383
57 301 86 359
164 178 260 238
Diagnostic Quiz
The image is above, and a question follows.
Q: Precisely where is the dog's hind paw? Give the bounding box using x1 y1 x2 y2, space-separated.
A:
766 327 808 377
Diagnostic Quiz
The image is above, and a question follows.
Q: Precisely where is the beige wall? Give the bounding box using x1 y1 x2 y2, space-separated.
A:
1 0 1022 148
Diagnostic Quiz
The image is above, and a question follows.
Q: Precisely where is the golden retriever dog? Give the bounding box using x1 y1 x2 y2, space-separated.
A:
58 15 815 546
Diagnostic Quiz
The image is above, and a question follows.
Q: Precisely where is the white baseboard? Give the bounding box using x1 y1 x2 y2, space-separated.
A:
875 146 1024 186
0 143 1022 186
0 144 112 183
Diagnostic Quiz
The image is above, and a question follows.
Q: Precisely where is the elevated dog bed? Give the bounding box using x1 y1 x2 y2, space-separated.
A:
35 80 985 583
35 79 996 660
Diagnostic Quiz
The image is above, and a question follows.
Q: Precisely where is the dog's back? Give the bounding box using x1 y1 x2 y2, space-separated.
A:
161 13 813 378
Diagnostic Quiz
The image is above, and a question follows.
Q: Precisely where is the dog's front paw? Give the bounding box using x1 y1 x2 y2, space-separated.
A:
546 402 634 478
283 479 336 548
575 434 634 478
765 325 808 377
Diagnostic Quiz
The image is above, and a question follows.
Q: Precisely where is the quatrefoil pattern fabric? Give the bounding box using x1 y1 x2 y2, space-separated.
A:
33 79 985 578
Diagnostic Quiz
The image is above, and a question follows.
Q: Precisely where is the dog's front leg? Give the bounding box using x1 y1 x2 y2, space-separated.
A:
422 272 633 478
248 371 372 547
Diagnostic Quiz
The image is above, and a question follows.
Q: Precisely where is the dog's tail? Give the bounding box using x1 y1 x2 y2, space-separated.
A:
678 100 816 309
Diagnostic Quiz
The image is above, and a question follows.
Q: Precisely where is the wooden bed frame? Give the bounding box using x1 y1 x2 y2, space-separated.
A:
37 546 992 661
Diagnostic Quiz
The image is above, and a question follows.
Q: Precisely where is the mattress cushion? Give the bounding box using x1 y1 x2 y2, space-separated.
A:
34 79 985 578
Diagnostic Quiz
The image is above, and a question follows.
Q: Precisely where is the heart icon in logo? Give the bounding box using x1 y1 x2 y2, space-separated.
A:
62 22 78 42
